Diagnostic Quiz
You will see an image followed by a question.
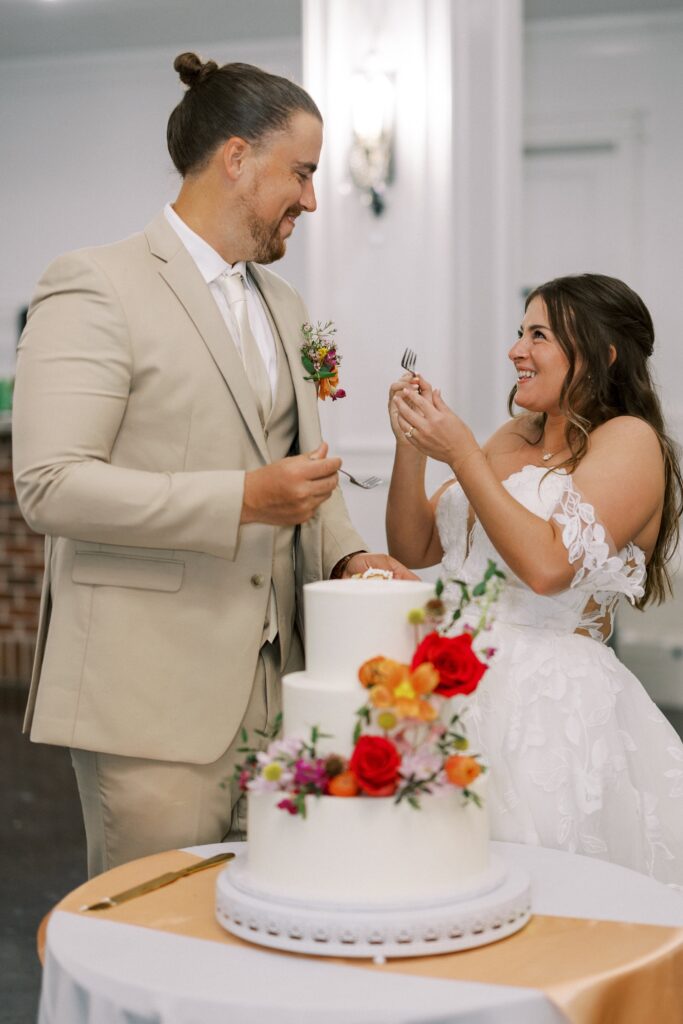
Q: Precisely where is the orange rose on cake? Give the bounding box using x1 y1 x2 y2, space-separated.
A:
445 754 483 788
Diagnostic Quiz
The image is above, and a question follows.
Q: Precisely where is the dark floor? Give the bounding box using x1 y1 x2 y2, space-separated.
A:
1 692 86 1024
2 692 683 1024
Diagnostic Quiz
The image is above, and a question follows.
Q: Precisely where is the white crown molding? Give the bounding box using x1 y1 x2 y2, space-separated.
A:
524 110 645 147
0 36 302 78
526 9 683 36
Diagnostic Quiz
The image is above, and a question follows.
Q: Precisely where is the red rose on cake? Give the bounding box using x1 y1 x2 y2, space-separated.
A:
349 736 401 796
411 631 487 697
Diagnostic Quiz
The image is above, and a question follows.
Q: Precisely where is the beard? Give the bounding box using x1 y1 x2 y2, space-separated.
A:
247 211 287 264
242 195 301 265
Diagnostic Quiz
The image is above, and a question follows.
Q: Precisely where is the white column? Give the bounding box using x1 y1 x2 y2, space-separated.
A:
303 0 522 548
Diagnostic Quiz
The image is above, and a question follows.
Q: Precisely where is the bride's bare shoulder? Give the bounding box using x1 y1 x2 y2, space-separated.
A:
483 413 540 455
589 415 662 453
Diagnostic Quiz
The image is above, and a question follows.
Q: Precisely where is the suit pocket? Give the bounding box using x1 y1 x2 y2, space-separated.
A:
72 551 184 592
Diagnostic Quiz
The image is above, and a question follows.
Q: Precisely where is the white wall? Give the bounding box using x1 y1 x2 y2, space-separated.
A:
523 11 683 442
0 37 304 376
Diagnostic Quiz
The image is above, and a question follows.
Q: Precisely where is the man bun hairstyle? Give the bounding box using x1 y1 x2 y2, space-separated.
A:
167 52 322 177
173 52 219 89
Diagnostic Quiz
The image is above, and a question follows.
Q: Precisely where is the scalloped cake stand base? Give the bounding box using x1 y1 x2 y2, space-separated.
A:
215 854 532 960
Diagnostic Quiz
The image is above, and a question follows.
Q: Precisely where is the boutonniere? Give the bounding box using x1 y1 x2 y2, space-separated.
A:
300 321 346 401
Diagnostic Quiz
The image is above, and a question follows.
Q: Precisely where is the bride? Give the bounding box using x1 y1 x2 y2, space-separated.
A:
387 273 683 886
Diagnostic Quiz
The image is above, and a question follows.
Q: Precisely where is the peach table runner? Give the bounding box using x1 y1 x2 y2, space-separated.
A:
46 850 683 1024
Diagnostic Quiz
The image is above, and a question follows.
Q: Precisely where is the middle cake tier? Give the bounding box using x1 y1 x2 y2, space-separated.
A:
282 670 365 756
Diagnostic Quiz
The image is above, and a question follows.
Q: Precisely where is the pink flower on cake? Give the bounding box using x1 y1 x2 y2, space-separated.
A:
293 758 329 790
277 798 299 815
399 748 443 782
263 737 306 760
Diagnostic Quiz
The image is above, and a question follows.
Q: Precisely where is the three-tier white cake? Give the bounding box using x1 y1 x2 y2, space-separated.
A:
216 579 531 957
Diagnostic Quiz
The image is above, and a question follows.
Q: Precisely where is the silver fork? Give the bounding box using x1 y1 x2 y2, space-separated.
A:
339 468 383 489
400 347 417 374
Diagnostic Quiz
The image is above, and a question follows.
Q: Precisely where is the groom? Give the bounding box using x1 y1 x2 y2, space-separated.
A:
12 53 411 876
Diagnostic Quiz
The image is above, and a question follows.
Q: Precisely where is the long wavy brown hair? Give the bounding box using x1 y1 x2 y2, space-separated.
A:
507 273 682 607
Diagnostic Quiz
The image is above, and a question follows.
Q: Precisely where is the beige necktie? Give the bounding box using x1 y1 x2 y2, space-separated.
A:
219 270 272 424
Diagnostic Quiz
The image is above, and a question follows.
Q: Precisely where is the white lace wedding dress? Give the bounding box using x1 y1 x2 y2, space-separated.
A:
437 464 683 886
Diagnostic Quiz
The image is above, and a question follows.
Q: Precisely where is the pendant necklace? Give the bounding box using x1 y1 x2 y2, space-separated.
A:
540 437 560 462
541 442 567 462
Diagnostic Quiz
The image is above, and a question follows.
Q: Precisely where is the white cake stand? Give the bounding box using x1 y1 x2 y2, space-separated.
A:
216 854 531 959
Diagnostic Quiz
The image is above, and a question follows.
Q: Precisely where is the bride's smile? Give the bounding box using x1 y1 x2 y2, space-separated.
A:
508 295 570 415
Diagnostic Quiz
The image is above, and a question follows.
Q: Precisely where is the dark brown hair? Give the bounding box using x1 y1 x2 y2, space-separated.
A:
167 52 322 176
508 273 682 607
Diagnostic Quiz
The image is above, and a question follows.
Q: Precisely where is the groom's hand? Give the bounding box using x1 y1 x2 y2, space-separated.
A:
242 443 340 525
340 552 421 580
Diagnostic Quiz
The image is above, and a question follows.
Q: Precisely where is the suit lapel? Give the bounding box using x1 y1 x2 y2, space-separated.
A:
145 213 269 463
248 263 321 455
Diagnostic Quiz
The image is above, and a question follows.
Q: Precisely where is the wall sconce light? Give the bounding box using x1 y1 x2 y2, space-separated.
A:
349 54 395 216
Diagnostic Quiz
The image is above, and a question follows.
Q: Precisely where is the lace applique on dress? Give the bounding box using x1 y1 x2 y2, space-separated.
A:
551 477 646 642
436 481 469 578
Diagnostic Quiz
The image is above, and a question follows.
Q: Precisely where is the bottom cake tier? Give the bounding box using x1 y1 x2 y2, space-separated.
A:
243 780 494 907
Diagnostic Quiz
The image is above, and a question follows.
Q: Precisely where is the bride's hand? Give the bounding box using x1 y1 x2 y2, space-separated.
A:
392 377 480 470
388 372 421 445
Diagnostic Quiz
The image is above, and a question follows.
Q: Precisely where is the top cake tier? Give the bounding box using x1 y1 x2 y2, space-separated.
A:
303 579 434 689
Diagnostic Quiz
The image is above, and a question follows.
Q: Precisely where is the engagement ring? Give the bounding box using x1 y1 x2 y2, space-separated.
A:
404 428 414 439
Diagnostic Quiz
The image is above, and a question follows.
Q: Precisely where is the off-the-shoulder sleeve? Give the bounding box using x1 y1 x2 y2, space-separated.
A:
551 475 646 602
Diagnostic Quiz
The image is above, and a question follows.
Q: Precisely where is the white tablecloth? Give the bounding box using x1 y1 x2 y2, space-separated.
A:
38 841 683 1024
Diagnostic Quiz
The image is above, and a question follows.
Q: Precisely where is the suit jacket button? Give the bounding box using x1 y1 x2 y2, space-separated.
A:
251 573 265 588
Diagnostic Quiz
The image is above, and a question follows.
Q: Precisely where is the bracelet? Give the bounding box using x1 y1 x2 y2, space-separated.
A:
330 550 367 579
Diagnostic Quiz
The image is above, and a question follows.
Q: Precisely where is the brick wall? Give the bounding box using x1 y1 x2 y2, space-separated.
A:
0 426 43 697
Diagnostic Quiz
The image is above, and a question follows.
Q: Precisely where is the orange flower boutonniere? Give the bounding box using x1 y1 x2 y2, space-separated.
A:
300 321 346 401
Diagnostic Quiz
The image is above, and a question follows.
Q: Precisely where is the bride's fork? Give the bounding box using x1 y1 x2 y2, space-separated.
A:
400 347 417 374
339 468 383 490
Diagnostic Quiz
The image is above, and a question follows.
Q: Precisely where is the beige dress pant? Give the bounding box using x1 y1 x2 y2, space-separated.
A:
71 638 284 878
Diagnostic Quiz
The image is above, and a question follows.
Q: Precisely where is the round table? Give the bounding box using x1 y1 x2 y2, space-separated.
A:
38 840 683 1024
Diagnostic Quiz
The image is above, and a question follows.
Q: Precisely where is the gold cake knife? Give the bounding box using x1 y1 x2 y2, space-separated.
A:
80 851 234 911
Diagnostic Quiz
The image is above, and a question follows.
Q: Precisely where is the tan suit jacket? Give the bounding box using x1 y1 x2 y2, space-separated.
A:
12 212 365 764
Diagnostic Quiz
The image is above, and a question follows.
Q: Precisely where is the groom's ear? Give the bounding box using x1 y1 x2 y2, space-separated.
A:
220 136 253 182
